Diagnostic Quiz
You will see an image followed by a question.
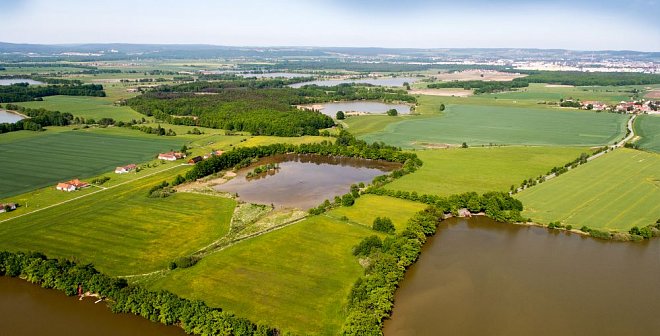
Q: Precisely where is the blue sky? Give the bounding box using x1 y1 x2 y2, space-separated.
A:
1 0 658 51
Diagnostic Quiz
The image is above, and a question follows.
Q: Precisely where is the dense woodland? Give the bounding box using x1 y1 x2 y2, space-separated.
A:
127 79 415 136
427 79 529 94
0 82 105 103
0 251 276 335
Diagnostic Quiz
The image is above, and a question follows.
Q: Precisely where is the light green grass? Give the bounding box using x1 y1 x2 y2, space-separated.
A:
148 215 373 335
15 95 145 121
517 149 660 231
387 147 589 196
0 166 236 275
633 115 660 153
238 135 328 147
0 130 183 198
326 194 427 232
362 103 628 148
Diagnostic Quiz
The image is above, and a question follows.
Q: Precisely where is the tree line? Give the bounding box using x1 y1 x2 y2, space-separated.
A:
427 79 529 94
517 71 660 86
0 104 74 133
0 251 277 335
0 82 105 103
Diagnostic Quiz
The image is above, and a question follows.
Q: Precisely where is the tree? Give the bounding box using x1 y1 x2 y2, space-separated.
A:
386 109 398 116
336 110 345 120
439 104 445 111
372 217 395 234
341 193 355 206
461 142 468 148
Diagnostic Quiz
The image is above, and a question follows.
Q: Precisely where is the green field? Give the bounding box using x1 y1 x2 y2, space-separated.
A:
148 215 371 335
0 130 183 198
326 194 427 232
387 147 589 196
517 149 660 231
633 115 660 153
0 166 237 275
361 103 628 148
15 95 146 121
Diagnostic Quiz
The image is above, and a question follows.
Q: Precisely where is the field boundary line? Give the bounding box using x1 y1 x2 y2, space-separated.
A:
0 163 187 225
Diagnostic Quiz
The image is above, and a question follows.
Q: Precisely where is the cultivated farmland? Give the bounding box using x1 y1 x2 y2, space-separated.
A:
633 115 660 153
386 146 589 196
517 149 660 232
0 129 183 197
361 104 628 148
0 166 236 275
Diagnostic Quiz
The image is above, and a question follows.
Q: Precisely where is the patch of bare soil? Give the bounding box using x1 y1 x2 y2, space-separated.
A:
433 70 526 82
544 84 575 88
409 89 473 97
645 89 660 99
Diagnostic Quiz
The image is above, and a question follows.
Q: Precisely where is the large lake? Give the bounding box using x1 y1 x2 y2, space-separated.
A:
289 77 418 88
311 101 412 117
384 216 660 336
0 277 186 336
0 110 25 123
214 154 399 209
0 78 44 85
239 72 313 79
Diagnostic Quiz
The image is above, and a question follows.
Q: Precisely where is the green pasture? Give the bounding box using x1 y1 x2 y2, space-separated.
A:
326 194 427 232
633 115 660 153
0 130 183 198
148 215 373 335
15 95 145 122
387 146 589 196
517 149 660 231
0 166 237 275
361 103 628 148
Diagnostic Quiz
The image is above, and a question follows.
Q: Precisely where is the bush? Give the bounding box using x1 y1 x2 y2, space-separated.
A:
341 193 355 207
372 217 395 234
589 229 612 240
352 236 383 256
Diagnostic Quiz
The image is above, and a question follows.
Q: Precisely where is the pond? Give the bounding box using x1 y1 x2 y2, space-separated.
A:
306 101 412 117
0 277 186 336
383 216 660 336
0 110 25 123
239 72 313 79
289 77 418 88
214 154 399 209
0 78 44 85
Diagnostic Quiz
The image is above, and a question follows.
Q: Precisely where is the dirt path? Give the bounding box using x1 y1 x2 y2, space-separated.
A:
0 163 187 224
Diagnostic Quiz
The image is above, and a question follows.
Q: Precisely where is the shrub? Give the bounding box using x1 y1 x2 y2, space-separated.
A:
372 217 395 234
352 236 383 256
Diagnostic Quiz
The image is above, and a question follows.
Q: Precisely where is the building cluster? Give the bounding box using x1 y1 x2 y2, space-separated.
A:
577 100 659 114
158 152 187 161
56 179 89 192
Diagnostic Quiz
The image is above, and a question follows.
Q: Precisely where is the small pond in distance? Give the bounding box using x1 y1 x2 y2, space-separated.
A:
0 110 25 123
312 101 412 117
289 77 418 88
384 216 660 336
214 154 399 209
0 78 44 85
239 72 313 78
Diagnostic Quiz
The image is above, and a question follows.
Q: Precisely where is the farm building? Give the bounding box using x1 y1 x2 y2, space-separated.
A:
0 203 17 213
115 164 137 174
188 156 203 164
204 150 224 159
56 179 89 192
581 101 608 111
158 152 186 161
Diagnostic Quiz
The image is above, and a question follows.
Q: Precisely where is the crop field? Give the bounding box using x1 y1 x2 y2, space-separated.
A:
326 194 427 232
0 130 183 198
386 146 588 196
0 166 237 275
14 95 145 121
148 215 374 335
633 115 660 153
517 149 660 232
361 104 628 148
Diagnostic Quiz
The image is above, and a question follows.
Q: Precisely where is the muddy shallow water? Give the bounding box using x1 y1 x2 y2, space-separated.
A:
214 154 399 209
0 277 186 336
383 216 660 336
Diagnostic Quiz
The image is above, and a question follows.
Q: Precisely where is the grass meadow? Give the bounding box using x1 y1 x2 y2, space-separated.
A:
148 215 373 335
0 129 183 198
386 146 589 196
361 103 628 148
633 114 660 153
15 95 146 122
0 166 237 275
517 149 660 231
326 194 427 232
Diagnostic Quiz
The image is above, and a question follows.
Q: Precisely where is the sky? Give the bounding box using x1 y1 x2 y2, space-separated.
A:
1 0 658 51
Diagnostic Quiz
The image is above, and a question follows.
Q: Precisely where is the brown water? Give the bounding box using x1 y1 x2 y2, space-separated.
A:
384 217 660 336
214 154 399 209
0 277 186 336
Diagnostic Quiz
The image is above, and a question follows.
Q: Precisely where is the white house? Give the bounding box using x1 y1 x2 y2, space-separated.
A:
115 164 137 174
